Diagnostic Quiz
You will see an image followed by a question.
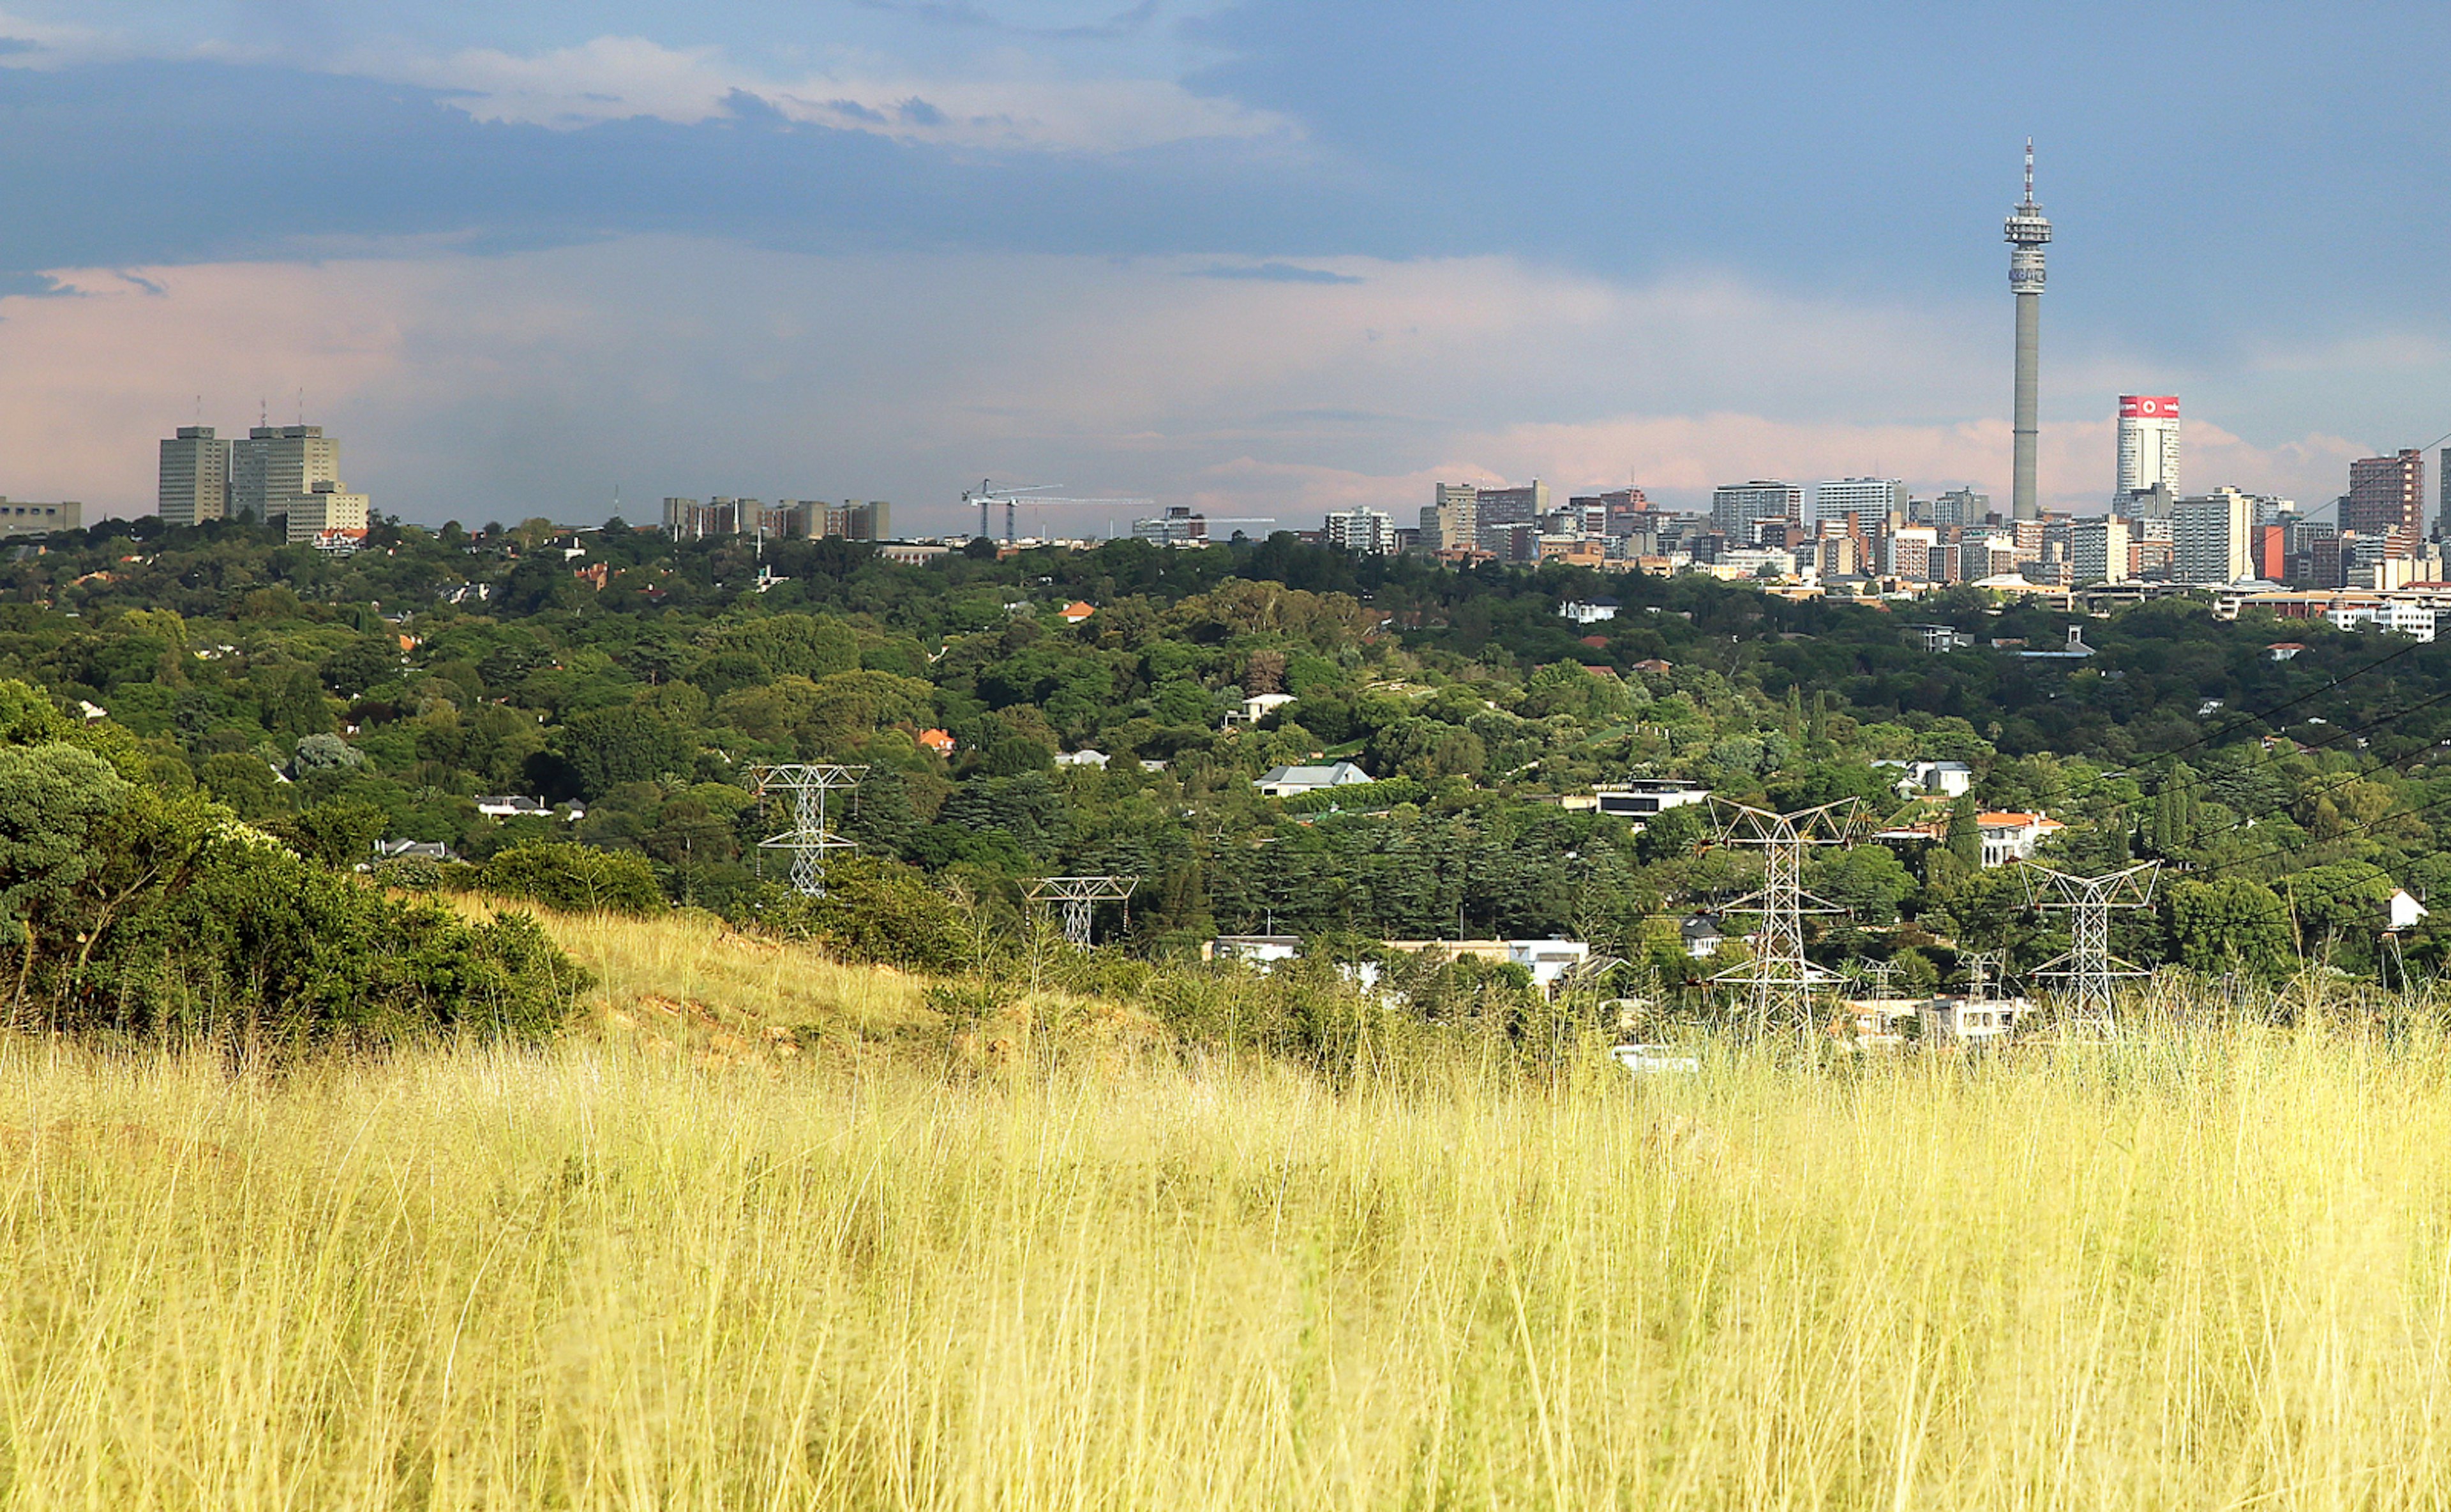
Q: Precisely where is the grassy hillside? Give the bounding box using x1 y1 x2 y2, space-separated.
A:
3 1011 2448 1506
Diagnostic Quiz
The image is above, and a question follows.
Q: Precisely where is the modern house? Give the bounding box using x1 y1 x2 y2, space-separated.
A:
1977 811 2064 868
1224 691 1299 728
1254 761 1374 798
1593 779 1711 822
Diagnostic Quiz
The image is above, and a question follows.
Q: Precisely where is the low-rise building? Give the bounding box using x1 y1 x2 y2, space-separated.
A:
1204 935 1301 968
0 497 82 536
1977 811 2064 868
1593 779 1711 821
1254 761 1374 798
1224 691 1299 728
1558 596 1621 625
1053 749 1110 769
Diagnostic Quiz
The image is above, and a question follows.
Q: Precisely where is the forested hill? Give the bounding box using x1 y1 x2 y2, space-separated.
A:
7 511 2450 982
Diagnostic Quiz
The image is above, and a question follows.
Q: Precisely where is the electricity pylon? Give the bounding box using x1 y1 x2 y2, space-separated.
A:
1027 875 1139 948
751 764 867 897
1710 798 1863 1029
2020 860 2160 1037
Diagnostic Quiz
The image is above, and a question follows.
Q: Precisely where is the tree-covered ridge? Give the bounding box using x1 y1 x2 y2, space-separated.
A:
10 511 2451 983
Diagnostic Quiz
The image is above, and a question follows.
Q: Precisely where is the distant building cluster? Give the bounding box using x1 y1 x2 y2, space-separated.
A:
157 424 368 551
661 497 891 543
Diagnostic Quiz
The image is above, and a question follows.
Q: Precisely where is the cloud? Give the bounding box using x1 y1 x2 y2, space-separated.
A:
1189 262 1362 284
351 33 1295 152
0 238 2405 532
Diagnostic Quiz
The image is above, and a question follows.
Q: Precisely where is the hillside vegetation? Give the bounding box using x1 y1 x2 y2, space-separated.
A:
7 514 2451 992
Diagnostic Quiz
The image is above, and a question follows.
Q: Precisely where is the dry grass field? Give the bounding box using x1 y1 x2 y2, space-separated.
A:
2 909 2448 1507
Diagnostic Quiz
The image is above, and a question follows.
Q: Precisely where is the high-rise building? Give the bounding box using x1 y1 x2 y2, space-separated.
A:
2440 446 2450 540
2345 450 2425 553
2069 516 2132 585
1472 480 1549 553
158 426 230 526
1324 507 1397 555
2005 140 2052 522
1568 488 1649 536
823 500 890 541
1813 477 1907 532
230 426 340 523
2173 488 2258 585
1421 483 1478 553
1710 481 1804 542
2116 395 2180 500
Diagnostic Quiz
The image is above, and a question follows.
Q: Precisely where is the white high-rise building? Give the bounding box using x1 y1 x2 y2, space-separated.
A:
232 425 340 523
2117 395 2181 498
1814 477 1907 532
1710 481 1803 541
2173 487 2256 585
1324 507 1397 555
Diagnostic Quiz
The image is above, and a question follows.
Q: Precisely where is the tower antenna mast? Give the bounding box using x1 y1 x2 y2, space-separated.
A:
2005 137 2053 523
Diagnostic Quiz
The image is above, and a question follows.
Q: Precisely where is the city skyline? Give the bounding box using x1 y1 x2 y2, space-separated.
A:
3 3 2450 530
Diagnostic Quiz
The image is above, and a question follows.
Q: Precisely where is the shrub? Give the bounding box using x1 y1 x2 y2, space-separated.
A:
481 843 664 916
763 857 968 973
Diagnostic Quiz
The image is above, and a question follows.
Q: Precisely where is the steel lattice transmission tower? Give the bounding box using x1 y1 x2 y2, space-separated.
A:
1027 875 1139 948
1711 798 1864 1028
751 763 867 897
2020 860 2159 1037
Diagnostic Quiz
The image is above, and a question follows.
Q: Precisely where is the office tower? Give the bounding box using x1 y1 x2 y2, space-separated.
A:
2005 140 2052 521
1710 481 1804 541
1813 477 1907 532
1323 507 1397 555
1915 487 1988 528
2173 488 2257 585
230 426 339 522
1421 483 1478 552
1134 505 1209 546
158 426 230 525
2070 516 2131 585
1568 487 1648 535
2115 394 2180 509
2345 450 2425 553
1471 479 1549 553
822 500 890 541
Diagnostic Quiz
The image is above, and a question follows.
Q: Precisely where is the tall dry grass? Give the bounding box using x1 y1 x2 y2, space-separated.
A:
2 1021 2450 1507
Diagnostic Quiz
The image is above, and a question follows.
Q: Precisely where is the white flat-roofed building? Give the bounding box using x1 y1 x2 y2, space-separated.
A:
1594 779 1711 821
1324 507 1397 555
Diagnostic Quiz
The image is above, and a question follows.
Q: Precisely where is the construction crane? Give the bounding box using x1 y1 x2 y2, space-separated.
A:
960 479 1155 544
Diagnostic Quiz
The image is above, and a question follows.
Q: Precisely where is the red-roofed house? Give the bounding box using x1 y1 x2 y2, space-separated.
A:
917 728 957 757
1060 601 1097 624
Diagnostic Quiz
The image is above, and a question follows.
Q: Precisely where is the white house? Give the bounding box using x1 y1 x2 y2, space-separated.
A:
1205 935 1301 968
1558 596 1621 625
1977 811 2064 869
475 795 554 819
1053 749 1111 769
1681 915 1725 959
1919 994 2034 1044
1254 761 1374 798
1224 691 1300 728
1593 779 1712 821
2389 889 2429 932
1506 939 1592 996
1876 759 1975 798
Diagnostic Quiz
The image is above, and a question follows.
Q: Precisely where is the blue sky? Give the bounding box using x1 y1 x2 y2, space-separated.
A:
3 1 2448 530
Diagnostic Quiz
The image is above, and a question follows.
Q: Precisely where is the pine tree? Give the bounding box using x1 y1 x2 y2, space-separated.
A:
1945 791 1983 873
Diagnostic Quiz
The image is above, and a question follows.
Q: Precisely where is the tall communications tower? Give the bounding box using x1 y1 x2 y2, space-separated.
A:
2005 139 2051 522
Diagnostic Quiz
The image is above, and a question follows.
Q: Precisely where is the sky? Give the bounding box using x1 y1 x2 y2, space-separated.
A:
3 1 2449 535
